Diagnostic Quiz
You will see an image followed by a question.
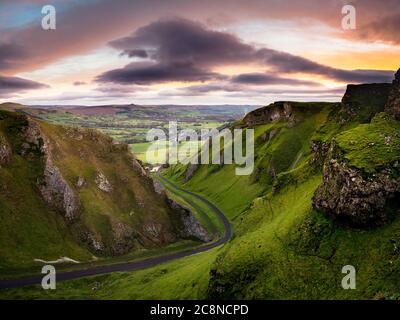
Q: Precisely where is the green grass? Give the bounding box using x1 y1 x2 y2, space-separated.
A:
336 113 400 173
0 247 221 300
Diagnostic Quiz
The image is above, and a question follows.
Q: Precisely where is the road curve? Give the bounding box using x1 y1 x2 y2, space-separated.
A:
0 175 232 289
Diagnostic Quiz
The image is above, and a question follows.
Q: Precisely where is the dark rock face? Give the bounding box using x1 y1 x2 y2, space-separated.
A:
313 142 400 226
153 178 212 241
243 102 296 126
168 198 212 242
394 69 400 85
385 69 400 120
310 140 330 165
111 222 135 255
22 119 80 221
0 135 11 167
341 83 392 122
185 163 199 182
40 156 80 221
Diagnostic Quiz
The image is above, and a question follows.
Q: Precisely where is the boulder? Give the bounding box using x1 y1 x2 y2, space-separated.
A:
313 141 400 226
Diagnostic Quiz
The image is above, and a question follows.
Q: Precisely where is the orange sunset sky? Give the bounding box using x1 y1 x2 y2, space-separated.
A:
0 0 399 105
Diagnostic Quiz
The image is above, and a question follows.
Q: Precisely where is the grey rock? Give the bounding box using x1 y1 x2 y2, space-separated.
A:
168 198 212 242
39 155 81 221
112 222 134 255
153 179 166 196
0 136 11 167
95 171 113 193
76 176 86 188
243 101 297 127
21 120 81 221
313 141 400 226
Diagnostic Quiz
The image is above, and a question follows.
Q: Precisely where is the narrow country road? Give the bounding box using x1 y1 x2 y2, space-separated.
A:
0 175 232 289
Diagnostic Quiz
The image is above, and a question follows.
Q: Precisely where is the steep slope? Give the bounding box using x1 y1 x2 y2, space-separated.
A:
0 109 206 275
162 70 400 299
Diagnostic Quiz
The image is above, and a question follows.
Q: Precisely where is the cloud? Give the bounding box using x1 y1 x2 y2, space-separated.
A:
109 17 255 67
357 13 400 45
98 17 395 86
98 18 252 84
0 0 398 84
231 72 321 86
255 49 395 83
161 83 346 99
0 75 48 96
97 61 224 85
1 0 400 79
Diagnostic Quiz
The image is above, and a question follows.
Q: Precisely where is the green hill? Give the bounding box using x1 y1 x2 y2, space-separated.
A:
0 109 208 277
162 74 400 299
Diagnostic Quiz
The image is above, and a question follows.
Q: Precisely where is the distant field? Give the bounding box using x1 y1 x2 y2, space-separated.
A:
23 104 257 164
131 140 202 164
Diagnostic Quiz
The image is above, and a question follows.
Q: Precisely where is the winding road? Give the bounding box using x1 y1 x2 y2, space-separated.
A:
0 175 232 289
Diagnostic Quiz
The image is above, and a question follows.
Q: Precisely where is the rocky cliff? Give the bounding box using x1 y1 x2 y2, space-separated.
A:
313 70 400 227
153 179 212 242
385 69 400 120
243 101 297 127
20 119 81 221
340 83 391 122
313 139 400 226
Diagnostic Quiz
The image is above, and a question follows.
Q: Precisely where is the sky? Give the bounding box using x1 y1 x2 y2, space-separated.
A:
0 0 399 106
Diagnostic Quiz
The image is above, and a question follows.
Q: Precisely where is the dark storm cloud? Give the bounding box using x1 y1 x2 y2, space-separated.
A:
97 61 225 85
0 75 48 96
109 18 255 66
98 18 394 86
231 73 321 86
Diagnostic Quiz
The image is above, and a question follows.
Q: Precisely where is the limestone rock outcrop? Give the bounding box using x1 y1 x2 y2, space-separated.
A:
95 171 113 193
21 119 80 221
168 198 213 242
39 156 81 221
385 69 400 120
243 102 296 127
0 135 11 167
313 141 400 226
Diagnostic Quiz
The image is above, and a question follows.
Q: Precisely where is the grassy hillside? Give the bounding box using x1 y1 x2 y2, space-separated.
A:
0 109 196 277
162 97 400 299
